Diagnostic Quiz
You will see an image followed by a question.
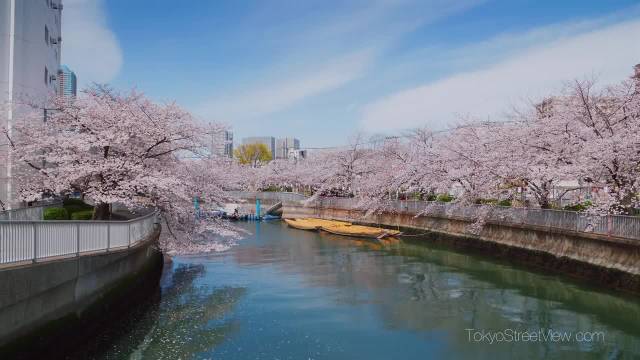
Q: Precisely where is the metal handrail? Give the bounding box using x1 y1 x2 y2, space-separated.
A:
316 197 640 240
0 210 160 265
0 201 63 221
229 191 640 240
0 210 158 224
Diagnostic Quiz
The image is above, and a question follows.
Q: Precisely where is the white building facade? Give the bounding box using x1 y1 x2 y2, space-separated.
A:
275 137 300 160
0 0 62 208
207 130 233 158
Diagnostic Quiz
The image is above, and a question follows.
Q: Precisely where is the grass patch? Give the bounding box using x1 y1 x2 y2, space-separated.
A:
44 199 95 220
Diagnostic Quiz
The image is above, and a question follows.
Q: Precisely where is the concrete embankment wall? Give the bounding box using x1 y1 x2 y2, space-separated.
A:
284 203 640 294
0 228 163 356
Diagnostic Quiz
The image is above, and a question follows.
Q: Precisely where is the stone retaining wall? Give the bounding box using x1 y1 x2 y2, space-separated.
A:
284 203 640 294
0 227 163 356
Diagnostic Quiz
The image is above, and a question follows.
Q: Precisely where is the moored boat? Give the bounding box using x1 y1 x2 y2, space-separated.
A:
321 223 401 239
284 218 322 230
284 218 352 230
284 218 401 239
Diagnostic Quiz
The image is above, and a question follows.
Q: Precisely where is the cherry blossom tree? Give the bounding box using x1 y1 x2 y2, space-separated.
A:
303 135 377 200
225 65 640 222
3 85 239 252
557 77 640 213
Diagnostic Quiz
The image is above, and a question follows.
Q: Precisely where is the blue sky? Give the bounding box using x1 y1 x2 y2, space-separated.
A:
62 0 640 147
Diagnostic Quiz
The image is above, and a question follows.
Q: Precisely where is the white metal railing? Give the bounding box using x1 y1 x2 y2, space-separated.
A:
0 202 62 221
0 211 159 265
225 191 640 240
314 197 640 240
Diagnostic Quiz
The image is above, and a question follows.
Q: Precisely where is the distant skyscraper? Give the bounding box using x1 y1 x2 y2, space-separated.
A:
208 130 233 158
275 138 300 159
242 136 276 159
224 131 234 157
58 65 77 98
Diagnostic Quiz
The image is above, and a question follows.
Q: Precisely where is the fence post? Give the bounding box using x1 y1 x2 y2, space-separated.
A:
32 223 37 263
107 223 111 252
76 223 80 257
128 222 131 248
607 216 612 238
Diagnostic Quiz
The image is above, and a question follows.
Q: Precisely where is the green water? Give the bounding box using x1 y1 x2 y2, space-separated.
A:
71 221 640 359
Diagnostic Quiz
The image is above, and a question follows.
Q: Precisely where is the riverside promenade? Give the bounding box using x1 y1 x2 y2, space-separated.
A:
232 191 640 294
0 204 163 357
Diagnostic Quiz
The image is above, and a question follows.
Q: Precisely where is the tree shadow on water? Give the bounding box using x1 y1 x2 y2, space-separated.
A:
67 263 246 360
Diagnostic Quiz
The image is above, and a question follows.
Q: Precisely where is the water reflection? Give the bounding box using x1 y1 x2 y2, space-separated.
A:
70 264 246 359
73 221 640 359
230 222 640 359
128 265 246 359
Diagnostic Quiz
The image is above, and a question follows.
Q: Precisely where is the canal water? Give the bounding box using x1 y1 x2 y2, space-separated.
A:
70 221 640 359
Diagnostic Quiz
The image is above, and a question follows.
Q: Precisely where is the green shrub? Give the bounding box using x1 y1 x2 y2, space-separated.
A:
65 204 91 214
261 185 280 192
436 194 454 203
497 199 512 207
62 198 93 217
70 210 94 220
475 198 498 205
425 194 437 201
44 207 69 220
564 200 592 212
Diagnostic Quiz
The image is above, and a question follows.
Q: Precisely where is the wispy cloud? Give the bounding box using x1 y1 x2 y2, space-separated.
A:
193 0 482 126
194 49 375 121
361 18 640 132
62 0 122 84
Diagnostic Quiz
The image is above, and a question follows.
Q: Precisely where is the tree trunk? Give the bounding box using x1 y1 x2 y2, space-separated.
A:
539 198 551 209
93 202 110 220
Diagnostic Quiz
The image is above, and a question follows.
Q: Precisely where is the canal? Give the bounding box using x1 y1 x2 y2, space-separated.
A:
69 221 640 359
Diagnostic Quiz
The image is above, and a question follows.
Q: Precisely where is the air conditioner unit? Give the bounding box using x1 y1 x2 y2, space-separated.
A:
50 37 58 44
51 3 59 10
49 75 57 82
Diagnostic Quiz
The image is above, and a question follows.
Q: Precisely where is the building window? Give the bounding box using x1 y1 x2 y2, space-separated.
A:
45 25 49 45
44 67 48 85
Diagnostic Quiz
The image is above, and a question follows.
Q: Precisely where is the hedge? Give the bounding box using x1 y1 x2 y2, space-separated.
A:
497 199 512 207
70 210 94 220
436 194 455 203
44 207 69 220
564 200 592 212
62 198 94 218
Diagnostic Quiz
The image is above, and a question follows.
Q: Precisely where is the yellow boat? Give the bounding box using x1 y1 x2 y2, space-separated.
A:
284 218 321 230
285 218 401 239
321 223 401 239
284 218 351 231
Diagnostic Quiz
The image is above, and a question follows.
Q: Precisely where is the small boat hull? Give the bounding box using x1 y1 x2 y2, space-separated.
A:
321 224 400 239
284 218 320 230
284 218 401 239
